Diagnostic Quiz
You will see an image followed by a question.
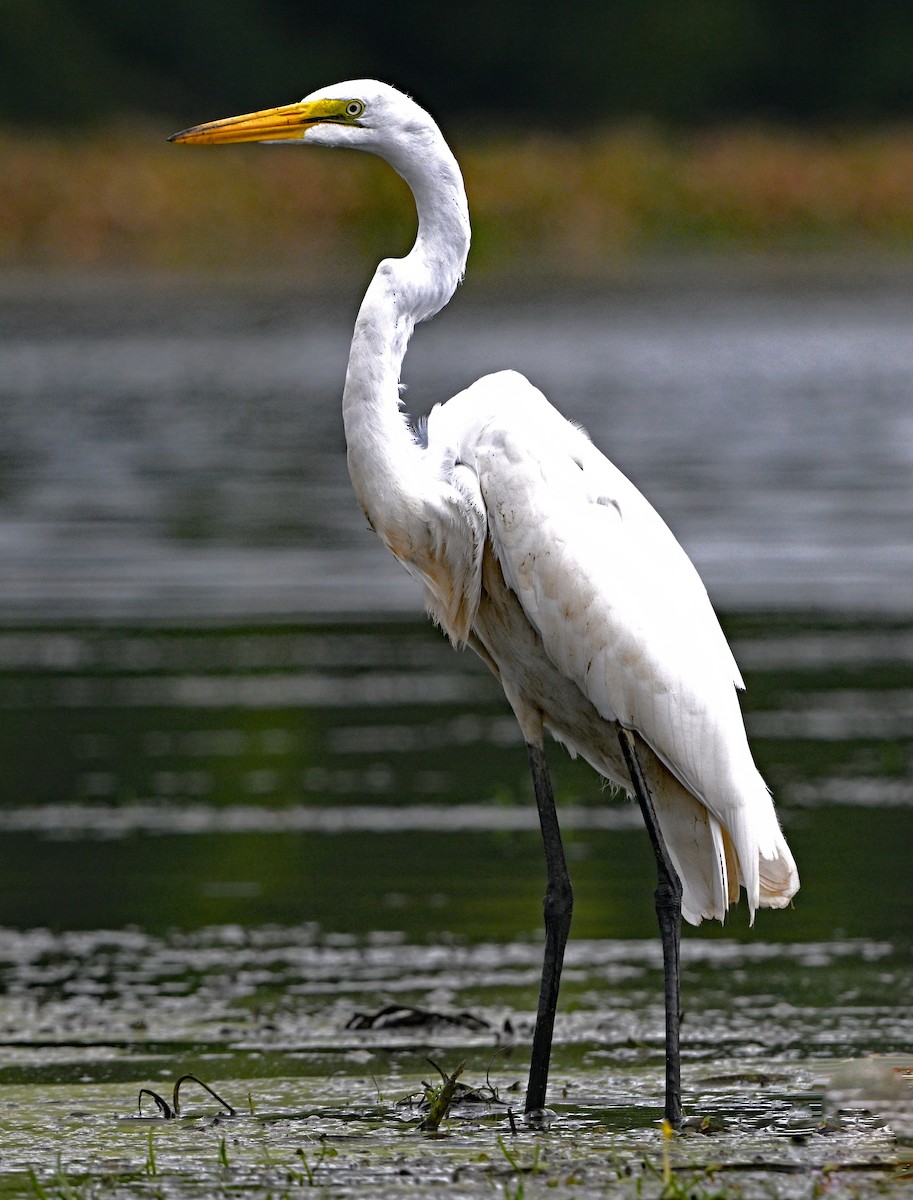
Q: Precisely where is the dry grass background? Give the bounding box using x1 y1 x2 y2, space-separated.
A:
2 122 913 277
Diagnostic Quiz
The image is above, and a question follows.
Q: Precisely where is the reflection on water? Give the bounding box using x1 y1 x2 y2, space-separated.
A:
0 613 911 945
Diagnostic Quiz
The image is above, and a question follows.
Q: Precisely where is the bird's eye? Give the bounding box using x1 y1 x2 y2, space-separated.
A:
345 100 365 118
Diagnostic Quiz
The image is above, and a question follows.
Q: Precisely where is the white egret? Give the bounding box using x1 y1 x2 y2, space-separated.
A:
170 81 799 1126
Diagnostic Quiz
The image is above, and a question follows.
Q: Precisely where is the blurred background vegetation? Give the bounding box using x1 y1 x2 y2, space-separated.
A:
2 0 913 274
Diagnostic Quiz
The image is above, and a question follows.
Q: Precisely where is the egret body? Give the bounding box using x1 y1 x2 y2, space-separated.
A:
170 81 799 1126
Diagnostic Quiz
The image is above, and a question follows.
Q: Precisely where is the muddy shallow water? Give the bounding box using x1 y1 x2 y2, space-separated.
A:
0 919 909 1197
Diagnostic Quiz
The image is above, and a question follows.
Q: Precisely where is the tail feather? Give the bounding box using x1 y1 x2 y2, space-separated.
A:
758 834 800 908
643 750 799 926
643 757 732 925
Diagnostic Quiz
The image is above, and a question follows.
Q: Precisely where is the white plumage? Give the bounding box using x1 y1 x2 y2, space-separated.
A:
421 371 797 924
171 79 798 1121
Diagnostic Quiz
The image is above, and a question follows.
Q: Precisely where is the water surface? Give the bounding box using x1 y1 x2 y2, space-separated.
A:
1 266 911 619
0 270 911 1196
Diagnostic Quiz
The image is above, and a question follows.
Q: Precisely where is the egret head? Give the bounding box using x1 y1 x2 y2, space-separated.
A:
168 80 435 164
170 79 469 297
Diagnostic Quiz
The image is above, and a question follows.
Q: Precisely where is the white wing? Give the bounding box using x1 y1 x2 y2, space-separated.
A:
427 370 797 917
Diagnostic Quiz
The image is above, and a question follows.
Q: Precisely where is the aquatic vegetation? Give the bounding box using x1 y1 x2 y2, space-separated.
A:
137 1073 237 1120
417 1059 466 1132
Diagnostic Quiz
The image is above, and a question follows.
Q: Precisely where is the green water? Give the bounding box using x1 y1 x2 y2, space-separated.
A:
0 612 911 1197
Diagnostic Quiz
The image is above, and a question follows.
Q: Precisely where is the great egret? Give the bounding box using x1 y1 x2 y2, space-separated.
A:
170 80 799 1127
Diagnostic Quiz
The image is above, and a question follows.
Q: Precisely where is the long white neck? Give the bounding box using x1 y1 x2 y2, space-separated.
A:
342 128 470 547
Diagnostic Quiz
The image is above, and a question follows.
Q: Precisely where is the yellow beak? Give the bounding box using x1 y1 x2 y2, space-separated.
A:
168 97 357 145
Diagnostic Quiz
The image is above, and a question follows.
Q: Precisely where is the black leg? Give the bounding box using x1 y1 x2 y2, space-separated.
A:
617 726 684 1128
524 741 573 1115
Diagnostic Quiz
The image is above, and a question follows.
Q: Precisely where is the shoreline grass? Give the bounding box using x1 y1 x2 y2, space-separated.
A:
2 121 913 278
